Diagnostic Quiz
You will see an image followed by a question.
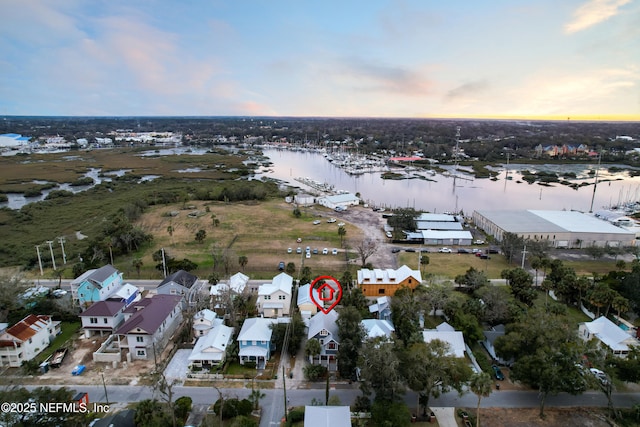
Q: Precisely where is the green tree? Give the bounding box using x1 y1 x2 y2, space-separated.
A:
388 208 419 231
336 306 365 379
305 338 322 362
454 267 489 292
174 396 192 423
501 267 536 306
134 399 171 427
342 288 370 318
195 229 207 244
249 387 265 410
391 287 421 347
469 372 493 427
585 245 606 260
500 232 524 264
285 262 296 275
371 400 411 427
360 340 405 402
420 254 430 275
0 274 30 322
338 225 346 246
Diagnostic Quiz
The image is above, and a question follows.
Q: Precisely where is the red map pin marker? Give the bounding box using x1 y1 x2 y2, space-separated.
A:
309 275 343 314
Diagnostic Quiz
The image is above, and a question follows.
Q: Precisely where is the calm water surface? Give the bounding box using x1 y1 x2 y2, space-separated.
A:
260 149 640 214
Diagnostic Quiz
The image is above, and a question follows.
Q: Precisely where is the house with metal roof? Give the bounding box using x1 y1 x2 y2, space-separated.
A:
192 309 223 337
297 283 318 321
579 316 638 358
114 294 183 360
0 315 59 367
188 322 233 368
237 317 279 369
71 264 124 309
317 193 360 210
422 322 466 358
257 272 293 318
361 319 395 341
304 406 351 427
157 270 205 308
105 283 139 307
357 265 422 297
307 311 340 371
79 300 126 337
368 296 391 321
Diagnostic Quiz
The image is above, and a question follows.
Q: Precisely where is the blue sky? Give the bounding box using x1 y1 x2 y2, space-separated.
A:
0 0 638 119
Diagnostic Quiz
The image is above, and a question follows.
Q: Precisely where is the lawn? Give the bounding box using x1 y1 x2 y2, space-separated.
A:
36 321 81 363
398 251 511 280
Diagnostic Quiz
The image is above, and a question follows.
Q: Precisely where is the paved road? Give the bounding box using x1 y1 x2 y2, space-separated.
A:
21 384 640 426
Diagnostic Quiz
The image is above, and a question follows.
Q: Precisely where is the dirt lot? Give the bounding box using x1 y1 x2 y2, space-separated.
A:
462 407 612 427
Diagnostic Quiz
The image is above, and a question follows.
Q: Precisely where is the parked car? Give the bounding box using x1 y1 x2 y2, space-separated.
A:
474 240 485 245
332 248 338 255
52 289 67 298
472 248 482 254
313 248 318 254
492 365 505 381
322 248 329 255
296 237 302 243
392 248 401 253
457 248 471 254
420 248 430 253
287 248 292 254
313 220 321 225
327 218 336 223
338 222 345 227
590 368 609 385
305 252 311 259
278 261 285 271
438 247 452 253
296 247 302 254
386 231 393 238
405 248 416 253
480 254 491 260
487 247 500 254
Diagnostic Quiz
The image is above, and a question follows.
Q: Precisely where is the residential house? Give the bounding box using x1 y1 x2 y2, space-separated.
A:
210 272 249 298
422 322 466 358
482 324 512 365
307 311 340 371
192 309 223 337
93 409 136 427
361 319 395 341
256 272 293 318
297 283 318 322
114 294 183 360
579 316 638 358
188 323 233 368
105 283 139 307
0 315 60 368
71 264 123 308
237 317 278 369
368 296 391 321
294 193 315 206
357 265 422 297
304 406 351 427
79 300 126 337
156 270 204 308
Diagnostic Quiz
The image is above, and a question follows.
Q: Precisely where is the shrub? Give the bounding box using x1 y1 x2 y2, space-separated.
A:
288 409 305 423
303 364 327 381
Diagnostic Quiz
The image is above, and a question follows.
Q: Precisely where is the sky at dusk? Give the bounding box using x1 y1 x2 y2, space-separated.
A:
1 0 638 120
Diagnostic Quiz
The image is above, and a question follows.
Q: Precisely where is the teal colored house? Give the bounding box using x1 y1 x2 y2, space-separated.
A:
71 265 124 309
237 317 280 369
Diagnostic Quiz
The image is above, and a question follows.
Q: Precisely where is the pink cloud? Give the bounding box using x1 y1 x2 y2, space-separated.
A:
565 0 631 34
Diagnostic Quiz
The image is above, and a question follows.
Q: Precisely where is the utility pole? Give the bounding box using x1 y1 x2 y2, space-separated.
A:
101 371 110 404
58 237 67 264
35 245 44 276
161 248 167 278
590 151 602 213
282 365 288 422
46 240 56 270
521 244 528 269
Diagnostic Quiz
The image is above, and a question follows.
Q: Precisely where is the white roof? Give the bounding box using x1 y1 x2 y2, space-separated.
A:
422 330 466 358
368 296 390 313
193 309 217 323
361 319 395 339
530 210 632 234
436 321 455 332
304 406 351 427
189 324 233 362
583 316 635 352
421 230 474 240
238 317 276 342
416 221 463 230
210 272 249 296
357 264 421 284
416 213 457 222
308 311 339 340
108 283 137 299
238 345 269 358
297 284 312 305
322 193 359 204
258 272 293 296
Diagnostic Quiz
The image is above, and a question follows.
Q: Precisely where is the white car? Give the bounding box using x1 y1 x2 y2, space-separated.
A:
474 240 485 245
322 248 329 255
332 248 338 255
338 222 345 227
313 220 321 225
287 248 292 254
52 289 67 298
386 231 393 238
306 252 311 259
438 247 452 253
327 218 336 223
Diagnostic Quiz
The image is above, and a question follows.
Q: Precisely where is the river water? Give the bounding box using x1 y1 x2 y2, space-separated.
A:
259 148 640 214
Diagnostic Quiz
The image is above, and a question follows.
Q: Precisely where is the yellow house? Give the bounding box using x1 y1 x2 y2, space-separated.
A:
357 265 422 297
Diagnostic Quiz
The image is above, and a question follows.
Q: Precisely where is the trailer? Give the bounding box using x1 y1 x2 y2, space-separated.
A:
50 348 68 368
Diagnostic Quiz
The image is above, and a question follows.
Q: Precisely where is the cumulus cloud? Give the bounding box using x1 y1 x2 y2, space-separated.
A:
565 0 631 34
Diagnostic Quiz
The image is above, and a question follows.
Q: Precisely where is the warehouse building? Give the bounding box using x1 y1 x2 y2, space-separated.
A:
472 210 636 248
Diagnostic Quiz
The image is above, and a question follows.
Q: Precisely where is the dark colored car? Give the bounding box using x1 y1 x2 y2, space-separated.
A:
405 248 416 252
457 248 471 254
391 248 401 253
278 261 285 271
492 365 505 381
480 254 491 259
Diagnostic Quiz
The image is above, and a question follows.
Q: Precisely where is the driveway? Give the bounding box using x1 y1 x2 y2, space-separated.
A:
164 349 191 383
339 207 397 268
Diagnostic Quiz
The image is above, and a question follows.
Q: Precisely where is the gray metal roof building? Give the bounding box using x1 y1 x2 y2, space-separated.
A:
472 210 636 248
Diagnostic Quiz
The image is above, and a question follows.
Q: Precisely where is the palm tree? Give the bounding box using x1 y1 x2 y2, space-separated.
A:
305 339 321 363
132 258 143 278
469 372 493 427
238 255 248 271
612 295 630 319
338 225 346 247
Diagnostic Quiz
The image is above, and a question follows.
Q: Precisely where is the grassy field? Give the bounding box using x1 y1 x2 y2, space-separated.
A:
397 251 511 280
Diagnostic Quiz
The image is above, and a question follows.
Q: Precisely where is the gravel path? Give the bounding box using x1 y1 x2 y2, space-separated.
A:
338 207 398 268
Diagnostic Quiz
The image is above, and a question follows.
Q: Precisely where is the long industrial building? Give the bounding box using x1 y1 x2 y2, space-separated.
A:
472 210 636 248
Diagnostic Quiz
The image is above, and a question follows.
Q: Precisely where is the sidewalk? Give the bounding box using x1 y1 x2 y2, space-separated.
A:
431 407 458 427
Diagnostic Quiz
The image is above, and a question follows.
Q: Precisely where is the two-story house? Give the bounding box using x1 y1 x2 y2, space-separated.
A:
105 283 139 307
0 315 60 368
296 283 318 322
361 319 395 341
114 294 183 360
368 296 391 321
71 265 124 309
79 300 126 337
357 265 422 297
579 316 638 358
256 272 293 318
422 322 466 358
307 311 339 371
192 309 223 338
237 317 279 369
157 270 205 308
